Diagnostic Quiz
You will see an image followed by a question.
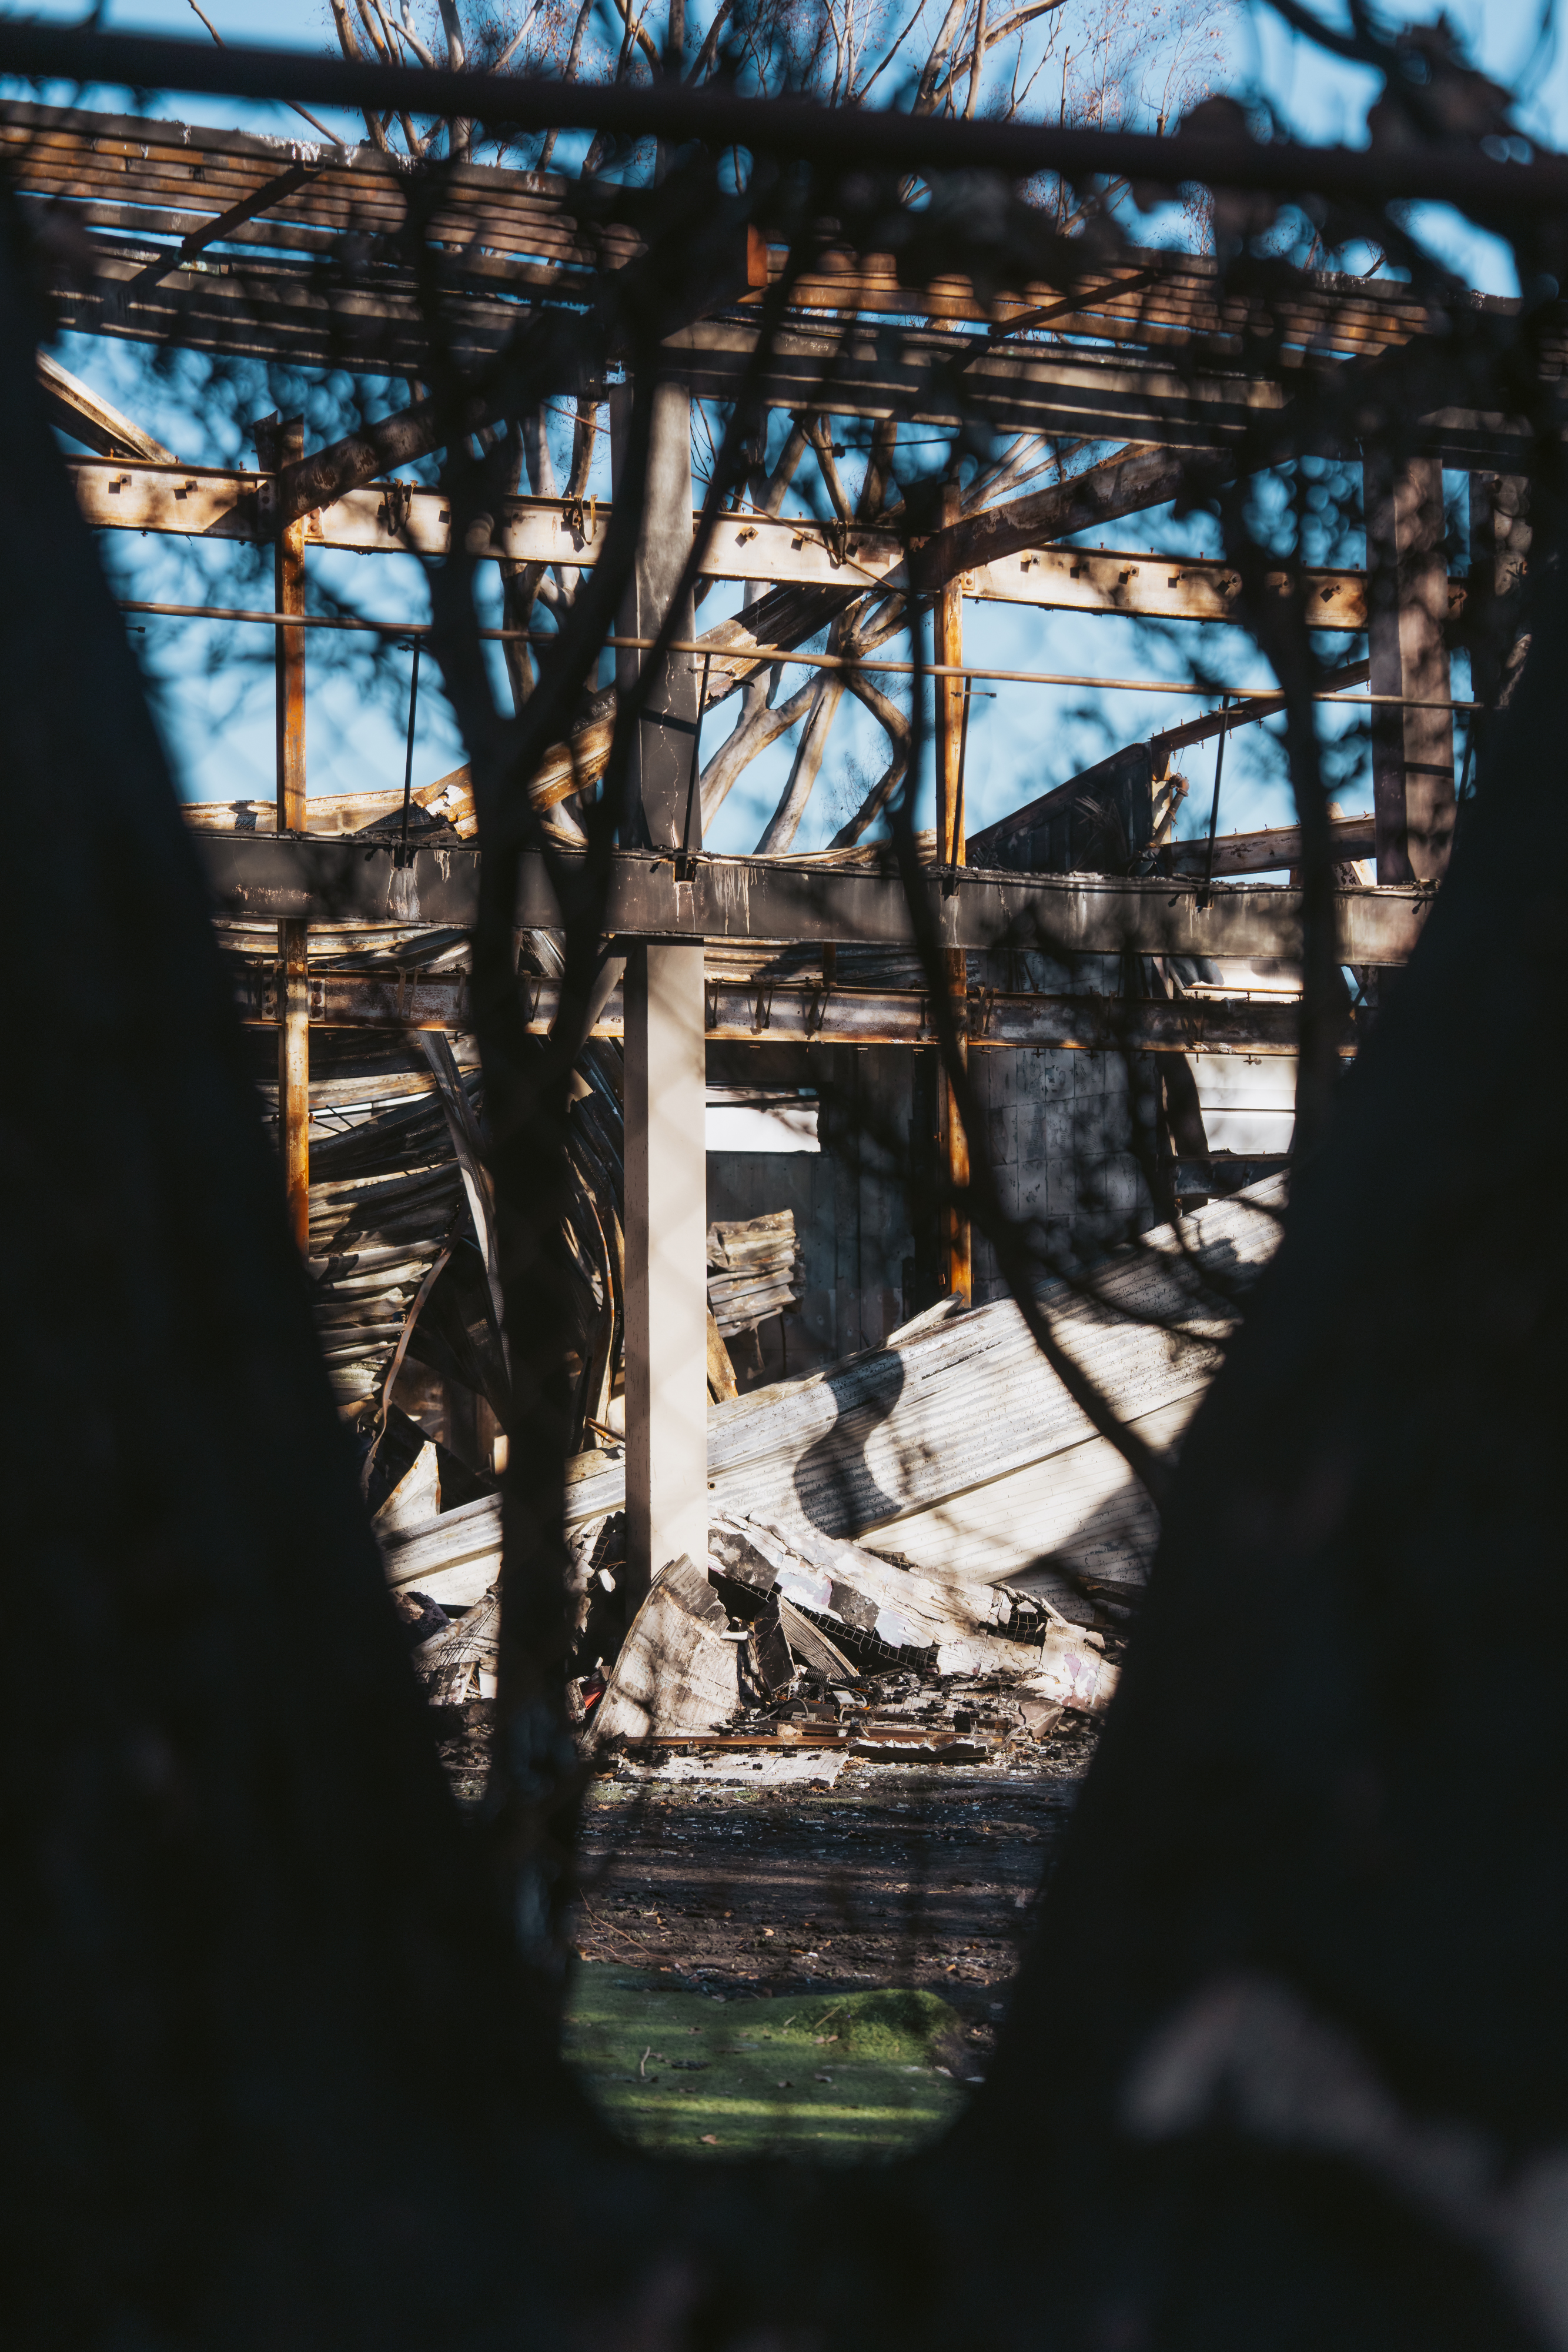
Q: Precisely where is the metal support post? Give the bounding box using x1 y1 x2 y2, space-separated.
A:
259 413 309 1250
1365 451 1455 884
623 943 709 1589
278 921 309 1250
936 485 965 868
611 379 707 1595
935 484 971 1302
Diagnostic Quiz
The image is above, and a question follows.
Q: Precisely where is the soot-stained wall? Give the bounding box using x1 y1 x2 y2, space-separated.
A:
706 962 1155 1381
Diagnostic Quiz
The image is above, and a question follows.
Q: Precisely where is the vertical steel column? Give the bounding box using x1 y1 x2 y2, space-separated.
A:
935 486 971 1302
611 380 707 1596
258 413 309 1250
1365 451 1455 884
623 943 708 1585
278 923 309 1252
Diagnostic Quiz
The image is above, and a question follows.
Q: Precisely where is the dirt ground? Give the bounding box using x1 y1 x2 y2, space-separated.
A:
437 1702 1099 2066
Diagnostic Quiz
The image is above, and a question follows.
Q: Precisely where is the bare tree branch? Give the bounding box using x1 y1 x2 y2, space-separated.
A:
800 413 854 522
931 0 1069 108
751 414 810 519
186 0 342 142
686 0 740 86
536 0 593 172
607 0 663 78
841 662 909 744
755 673 845 849
965 0 987 116
327 0 394 149
700 666 815 824
494 6 546 75
437 0 473 160
850 0 931 103
826 736 911 843
380 0 435 67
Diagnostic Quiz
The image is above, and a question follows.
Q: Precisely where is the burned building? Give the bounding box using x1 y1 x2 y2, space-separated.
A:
8 79 1490 1763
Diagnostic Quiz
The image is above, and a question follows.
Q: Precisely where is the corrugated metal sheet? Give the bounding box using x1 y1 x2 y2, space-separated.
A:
384 1179 1284 1606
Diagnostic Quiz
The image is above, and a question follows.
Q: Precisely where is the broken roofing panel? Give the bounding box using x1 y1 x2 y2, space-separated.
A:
383 1176 1282 1616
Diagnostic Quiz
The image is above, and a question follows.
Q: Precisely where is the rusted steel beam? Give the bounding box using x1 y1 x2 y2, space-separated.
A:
969 545 1381 630
971 675 1376 877
278 921 309 1245
69 457 1402 632
196 836 1434 964
232 965 1356 1057
14 79 1547 469
913 445 1219 592
935 489 965 866
934 482 971 1302
612 380 711 1600
6 91 1507 353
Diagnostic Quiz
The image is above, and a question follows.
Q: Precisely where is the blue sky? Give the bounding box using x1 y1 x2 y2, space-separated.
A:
6 0 1557 846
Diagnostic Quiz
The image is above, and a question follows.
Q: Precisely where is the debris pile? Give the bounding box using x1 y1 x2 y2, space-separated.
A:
397 1502 1116 1781
580 1509 1114 1772
707 1211 803 1339
412 1588 499 1706
386 1178 1285 1775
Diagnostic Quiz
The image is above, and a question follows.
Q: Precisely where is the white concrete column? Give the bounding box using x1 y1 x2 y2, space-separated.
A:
623 943 709 1591
611 378 707 1595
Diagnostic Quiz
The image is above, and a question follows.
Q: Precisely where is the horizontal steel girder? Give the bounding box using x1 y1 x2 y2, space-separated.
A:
196 834 1433 964
72 457 1413 634
234 962 1351 1054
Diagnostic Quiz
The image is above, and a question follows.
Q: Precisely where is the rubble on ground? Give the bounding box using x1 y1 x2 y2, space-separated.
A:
397 1500 1114 1780
385 1178 1286 1771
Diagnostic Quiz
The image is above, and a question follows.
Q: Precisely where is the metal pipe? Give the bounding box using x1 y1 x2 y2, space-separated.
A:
935 492 971 1305
111 602 1479 709
683 646 712 854
951 684 994 858
396 639 422 868
1199 694 1229 910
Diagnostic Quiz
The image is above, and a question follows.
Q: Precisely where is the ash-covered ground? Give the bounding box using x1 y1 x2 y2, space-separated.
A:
437 1700 1099 2066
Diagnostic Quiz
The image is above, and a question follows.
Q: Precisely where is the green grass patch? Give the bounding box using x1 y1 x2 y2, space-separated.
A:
563 1967 971 2161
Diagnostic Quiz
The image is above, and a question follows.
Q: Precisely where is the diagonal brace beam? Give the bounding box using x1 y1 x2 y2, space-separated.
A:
121 158 320 299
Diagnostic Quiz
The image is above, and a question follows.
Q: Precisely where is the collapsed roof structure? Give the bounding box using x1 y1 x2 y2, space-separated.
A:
3 55 1531 1752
